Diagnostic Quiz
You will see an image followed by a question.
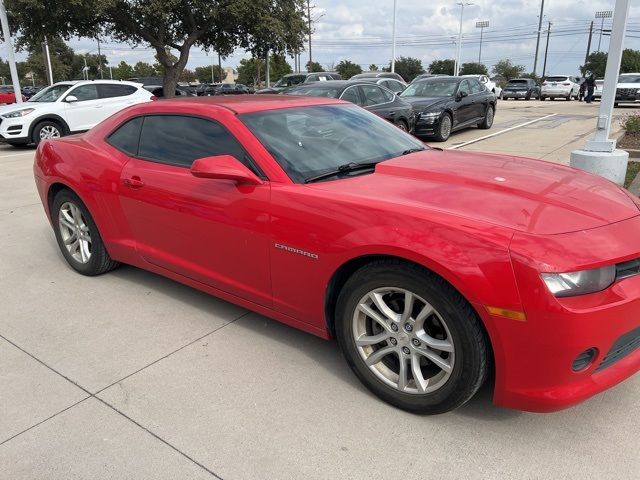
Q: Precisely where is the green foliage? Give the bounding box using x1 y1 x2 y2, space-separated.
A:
132 61 157 78
195 65 225 83
581 51 607 77
387 56 424 82
521 72 541 83
428 59 455 76
306 61 323 72
492 59 525 81
335 60 362 79
268 54 293 82
624 115 640 134
621 49 640 74
238 54 293 86
112 61 134 80
459 62 488 75
179 68 197 82
368 64 379 71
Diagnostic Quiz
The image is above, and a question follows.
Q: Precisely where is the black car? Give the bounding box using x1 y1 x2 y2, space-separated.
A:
501 78 540 100
399 76 496 141
144 85 194 98
410 73 447 84
358 77 408 94
285 80 415 132
350 72 405 82
256 72 342 94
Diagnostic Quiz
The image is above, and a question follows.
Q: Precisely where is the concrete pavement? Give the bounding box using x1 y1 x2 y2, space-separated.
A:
1 101 639 479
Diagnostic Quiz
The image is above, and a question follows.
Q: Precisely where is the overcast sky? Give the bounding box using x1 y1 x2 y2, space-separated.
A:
8 0 640 77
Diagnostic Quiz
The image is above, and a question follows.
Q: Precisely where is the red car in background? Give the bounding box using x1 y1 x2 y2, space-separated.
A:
33 95 640 414
0 85 26 104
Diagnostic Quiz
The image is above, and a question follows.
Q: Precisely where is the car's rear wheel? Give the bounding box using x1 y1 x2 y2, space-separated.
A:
478 105 494 130
52 190 120 276
335 260 489 414
433 113 452 142
32 120 63 146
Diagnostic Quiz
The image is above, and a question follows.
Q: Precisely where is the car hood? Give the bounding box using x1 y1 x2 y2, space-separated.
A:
617 82 640 89
400 96 449 111
0 101 49 113
308 150 639 235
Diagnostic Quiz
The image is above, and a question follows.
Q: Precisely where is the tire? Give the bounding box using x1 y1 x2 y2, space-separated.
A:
433 113 452 142
478 105 494 130
52 189 120 276
32 120 64 146
614 102 619 107
394 119 409 132
540 96 546 101
335 260 489 414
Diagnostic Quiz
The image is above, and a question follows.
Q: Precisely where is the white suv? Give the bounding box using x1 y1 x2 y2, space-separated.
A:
0 80 153 147
461 74 501 97
615 73 640 106
540 75 580 100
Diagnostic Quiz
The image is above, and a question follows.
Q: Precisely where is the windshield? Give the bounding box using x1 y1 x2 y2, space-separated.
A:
618 74 640 83
287 86 342 98
274 76 306 88
400 79 458 97
240 104 426 183
28 84 72 102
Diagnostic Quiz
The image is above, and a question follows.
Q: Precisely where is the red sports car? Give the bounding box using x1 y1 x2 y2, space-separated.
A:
0 85 26 104
33 95 640 414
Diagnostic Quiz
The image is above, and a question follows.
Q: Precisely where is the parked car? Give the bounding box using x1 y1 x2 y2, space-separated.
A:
411 73 447 84
502 78 540 100
22 85 43 99
540 75 580 101
0 80 153 146
461 74 501 97
594 79 604 100
399 76 496 141
143 85 193 98
615 73 640 106
256 72 342 94
350 72 405 82
34 95 640 415
0 85 26 104
286 80 415 132
359 77 408 94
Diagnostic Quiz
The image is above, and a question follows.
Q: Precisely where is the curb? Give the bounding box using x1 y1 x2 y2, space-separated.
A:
628 168 640 196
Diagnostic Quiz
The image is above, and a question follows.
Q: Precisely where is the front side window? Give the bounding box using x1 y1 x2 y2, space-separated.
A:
470 80 484 94
68 85 99 101
240 104 426 183
137 115 248 168
360 85 387 106
458 80 471 96
385 80 405 93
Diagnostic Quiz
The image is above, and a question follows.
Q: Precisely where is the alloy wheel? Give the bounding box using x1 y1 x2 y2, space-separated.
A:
40 125 61 139
58 201 92 264
485 107 494 127
440 116 452 140
352 287 455 394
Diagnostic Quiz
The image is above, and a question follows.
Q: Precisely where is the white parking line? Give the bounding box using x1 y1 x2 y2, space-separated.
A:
0 152 35 159
448 113 559 150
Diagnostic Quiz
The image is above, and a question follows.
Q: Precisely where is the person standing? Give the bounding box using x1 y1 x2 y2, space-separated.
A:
585 73 596 103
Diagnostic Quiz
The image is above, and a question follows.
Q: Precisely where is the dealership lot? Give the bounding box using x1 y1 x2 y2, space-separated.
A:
1 101 639 479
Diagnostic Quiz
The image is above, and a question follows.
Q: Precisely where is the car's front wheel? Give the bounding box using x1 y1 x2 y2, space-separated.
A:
32 120 63 146
335 260 489 414
52 189 120 276
394 119 409 132
433 113 452 142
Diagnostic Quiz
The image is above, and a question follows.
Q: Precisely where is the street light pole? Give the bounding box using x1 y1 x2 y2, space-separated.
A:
533 0 545 76
596 10 612 52
570 0 632 185
0 0 22 103
542 21 552 78
454 3 473 76
476 20 489 65
391 0 397 73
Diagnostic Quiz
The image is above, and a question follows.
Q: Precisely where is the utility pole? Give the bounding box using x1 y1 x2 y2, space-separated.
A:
542 21 552 78
454 3 473 76
0 0 21 103
533 0 545 76
391 0 397 72
584 21 594 65
306 0 312 70
476 20 489 64
109 66 113 80
97 36 103 79
266 51 270 88
218 53 222 82
596 10 612 52
42 36 53 85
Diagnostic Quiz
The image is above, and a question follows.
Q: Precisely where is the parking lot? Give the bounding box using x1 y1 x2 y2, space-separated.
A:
1 100 639 480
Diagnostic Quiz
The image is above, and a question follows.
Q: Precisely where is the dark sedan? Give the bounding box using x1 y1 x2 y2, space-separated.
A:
399 76 496 141
285 80 415 132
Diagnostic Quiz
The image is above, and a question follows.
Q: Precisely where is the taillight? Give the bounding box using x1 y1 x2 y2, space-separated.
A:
562 83 570 86
150 95 158 101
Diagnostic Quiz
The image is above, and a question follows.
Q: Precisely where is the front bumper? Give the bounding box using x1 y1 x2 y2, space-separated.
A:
0 116 29 142
502 90 528 98
487 215 640 412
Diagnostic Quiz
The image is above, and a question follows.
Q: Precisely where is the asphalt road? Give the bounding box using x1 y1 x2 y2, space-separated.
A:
1 100 639 480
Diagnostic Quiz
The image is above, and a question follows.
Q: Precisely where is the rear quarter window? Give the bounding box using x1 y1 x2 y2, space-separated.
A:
106 117 143 155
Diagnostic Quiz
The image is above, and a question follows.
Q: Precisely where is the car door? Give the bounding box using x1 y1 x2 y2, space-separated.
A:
62 84 104 131
468 79 487 120
359 84 395 121
113 114 272 307
96 84 139 118
453 80 474 126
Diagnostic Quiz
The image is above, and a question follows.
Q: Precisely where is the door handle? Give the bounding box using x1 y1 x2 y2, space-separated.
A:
123 176 144 188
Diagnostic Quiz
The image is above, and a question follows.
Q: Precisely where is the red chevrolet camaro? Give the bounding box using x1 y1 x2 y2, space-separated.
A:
34 95 640 414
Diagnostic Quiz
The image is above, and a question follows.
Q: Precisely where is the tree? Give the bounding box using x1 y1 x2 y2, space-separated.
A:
428 59 455 76
133 61 157 78
335 60 362 79
306 61 323 72
268 53 293 82
621 49 640 74
459 62 488 76
195 65 225 83
7 0 308 98
492 59 525 81
113 61 134 80
581 51 607 77
179 68 197 82
71 53 109 79
369 64 379 72
23 37 74 81
237 58 264 86
387 56 423 82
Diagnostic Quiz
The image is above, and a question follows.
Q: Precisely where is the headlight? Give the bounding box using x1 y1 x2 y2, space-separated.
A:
2 108 34 118
541 265 616 297
421 111 442 118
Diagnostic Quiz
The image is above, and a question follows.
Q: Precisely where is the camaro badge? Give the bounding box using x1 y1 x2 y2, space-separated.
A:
274 243 319 260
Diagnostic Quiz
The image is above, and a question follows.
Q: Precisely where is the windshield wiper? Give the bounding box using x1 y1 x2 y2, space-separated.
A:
304 162 379 184
401 148 426 156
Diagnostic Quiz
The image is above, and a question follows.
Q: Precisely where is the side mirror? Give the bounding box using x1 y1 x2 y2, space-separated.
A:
191 155 262 185
457 91 468 100
65 95 78 103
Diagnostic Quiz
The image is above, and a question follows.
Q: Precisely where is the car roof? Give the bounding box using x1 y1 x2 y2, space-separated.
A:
53 80 143 87
136 94 347 114
283 72 337 77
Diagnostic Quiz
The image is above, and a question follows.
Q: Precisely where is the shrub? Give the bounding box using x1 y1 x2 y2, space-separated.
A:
624 115 640 134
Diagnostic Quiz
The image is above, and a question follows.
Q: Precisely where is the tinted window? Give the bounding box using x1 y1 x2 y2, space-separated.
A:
107 117 143 155
360 85 387 106
470 79 484 94
385 80 405 93
69 85 98 101
138 115 247 168
98 84 137 98
380 88 394 102
458 80 471 96
340 86 360 104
